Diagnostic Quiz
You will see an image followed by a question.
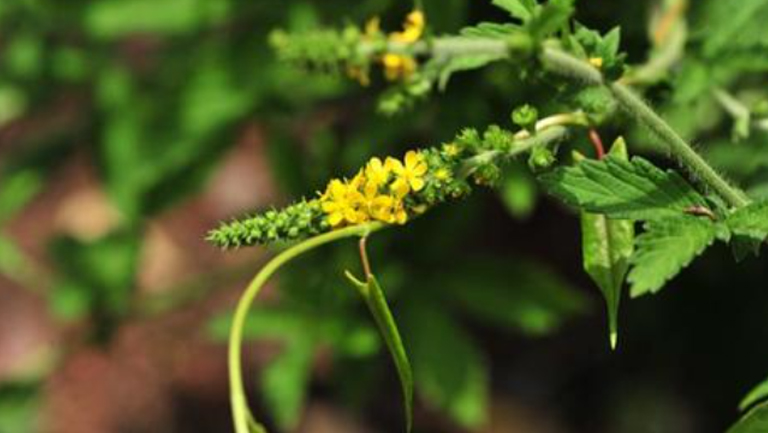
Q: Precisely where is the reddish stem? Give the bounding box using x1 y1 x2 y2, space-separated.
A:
588 129 606 159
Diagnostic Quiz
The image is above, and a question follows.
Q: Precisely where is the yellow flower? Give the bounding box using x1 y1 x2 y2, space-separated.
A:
434 168 452 181
365 157 390 187
382 53 417 81
321 179 367 227
388 150 428 197
381 10 425 81
390 10 425 43
589 57 604 68
443 143 460 157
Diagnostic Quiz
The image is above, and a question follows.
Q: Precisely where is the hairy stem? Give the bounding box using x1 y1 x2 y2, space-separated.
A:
229 222 384 433
608 82 749 207
539 46 750 208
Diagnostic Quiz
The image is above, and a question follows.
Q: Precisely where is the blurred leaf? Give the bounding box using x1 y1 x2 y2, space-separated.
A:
729 401 768 433
541 155 709 221
499 161 537 219
491 0 536 22
0 85 27 126
85 0 231 38
740 376 768 411
0 169 43 223
435 257 587 336
49 230 141 327
207 307 380 358
0 382 40 433
578 139 634 349
346 272 413 432
628 216 721 297
694 0 768 57
404 302 488 428
261 336 315 431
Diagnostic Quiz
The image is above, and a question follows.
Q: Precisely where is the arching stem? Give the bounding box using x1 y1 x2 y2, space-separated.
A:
229 222 384 433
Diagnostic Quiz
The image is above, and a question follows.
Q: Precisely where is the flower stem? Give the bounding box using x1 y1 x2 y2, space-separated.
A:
228 222 384 433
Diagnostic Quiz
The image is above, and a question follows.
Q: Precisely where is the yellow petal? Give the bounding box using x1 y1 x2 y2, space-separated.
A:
410 177 425 192
412 161 428 176
404 151 421 169
391 178 409 198
387 157 404 174
328 212 344 226
395 209 408 224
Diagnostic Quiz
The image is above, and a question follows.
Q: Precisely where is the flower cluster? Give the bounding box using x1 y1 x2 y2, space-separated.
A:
320 150 428 227
381 10 425 81
209 118 553 250
207 143 478 249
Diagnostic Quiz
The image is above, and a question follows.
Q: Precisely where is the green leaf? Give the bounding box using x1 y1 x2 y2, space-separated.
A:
727 200 768 242
729 402 768 433
541 155 708 221
528 0 574 41
491 0 536 22
261 336 315 431
403 301 488 428
346 272 413 432
437 52 509 91
578 139 634 349
435 257 587 336
740 376 768 411
85 0 231 38
628 216 720 297
499 161 537 219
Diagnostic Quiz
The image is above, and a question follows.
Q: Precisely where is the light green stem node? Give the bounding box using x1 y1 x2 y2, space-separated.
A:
228 222 384 433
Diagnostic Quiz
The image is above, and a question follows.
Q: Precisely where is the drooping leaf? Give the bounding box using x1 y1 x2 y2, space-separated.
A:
740 376 768 411
346 272 413 432
726 200 768 242
578 139 634 349
729 401 768 433
541 155 708 221
628 216 721 297
403 301 488 429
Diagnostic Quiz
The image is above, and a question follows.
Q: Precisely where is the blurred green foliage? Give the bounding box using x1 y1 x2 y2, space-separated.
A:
2 0 768 432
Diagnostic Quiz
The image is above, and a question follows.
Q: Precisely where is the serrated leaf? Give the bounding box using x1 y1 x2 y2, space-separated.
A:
528 0 573 40
729 401 768 433
628 216 719 297
491 0 536 22
579 140 634 349
541 155 708 220
727 200 768 242
346 272 413 432
740 376 768 411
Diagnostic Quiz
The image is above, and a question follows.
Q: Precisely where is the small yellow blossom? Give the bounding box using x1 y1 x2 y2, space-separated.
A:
434 168 452 181
321 179 367 227
443 143 460 157
381 10 425 81
365 157 391 187
390 10 425 43
589 57 604 68
389 150 428 197
382 53 417 81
